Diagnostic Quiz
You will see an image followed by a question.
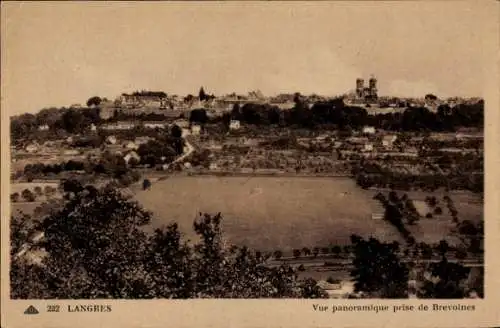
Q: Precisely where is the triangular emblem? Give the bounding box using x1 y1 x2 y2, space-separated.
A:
24 305 39 315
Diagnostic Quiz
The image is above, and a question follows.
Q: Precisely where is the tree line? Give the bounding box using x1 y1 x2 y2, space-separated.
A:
206 99 483 132
353 164 483 193
11 97 483 143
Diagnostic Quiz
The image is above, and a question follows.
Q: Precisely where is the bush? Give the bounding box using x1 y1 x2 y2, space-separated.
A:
425 213 433 219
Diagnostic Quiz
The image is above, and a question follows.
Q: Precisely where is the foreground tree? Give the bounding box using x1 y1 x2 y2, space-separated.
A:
350 235 409 298
417 258 470 299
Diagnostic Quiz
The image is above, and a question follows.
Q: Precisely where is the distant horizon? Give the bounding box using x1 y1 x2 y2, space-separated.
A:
2 2 495 115
9 86 485 117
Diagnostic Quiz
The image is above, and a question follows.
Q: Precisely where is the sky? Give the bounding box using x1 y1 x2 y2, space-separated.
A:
1 1 497 115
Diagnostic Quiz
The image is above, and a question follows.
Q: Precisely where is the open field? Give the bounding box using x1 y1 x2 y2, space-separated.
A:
134 176 483 252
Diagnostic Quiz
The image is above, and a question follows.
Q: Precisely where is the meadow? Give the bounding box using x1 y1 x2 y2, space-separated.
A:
134 176 483 252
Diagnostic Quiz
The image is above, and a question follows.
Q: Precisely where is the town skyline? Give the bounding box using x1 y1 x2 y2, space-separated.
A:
2 2 496 115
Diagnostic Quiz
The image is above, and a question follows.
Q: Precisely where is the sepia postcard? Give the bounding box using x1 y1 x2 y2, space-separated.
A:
1 1 499 327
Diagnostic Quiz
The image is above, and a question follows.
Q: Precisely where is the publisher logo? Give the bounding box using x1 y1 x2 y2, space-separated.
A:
24 305 39 315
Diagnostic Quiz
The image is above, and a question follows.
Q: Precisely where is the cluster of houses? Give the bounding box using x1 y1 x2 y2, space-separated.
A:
117 91 170 109
99 118 241 133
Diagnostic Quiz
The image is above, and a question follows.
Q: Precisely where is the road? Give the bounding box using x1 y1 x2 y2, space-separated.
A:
172 136 195 165
160 131 196 171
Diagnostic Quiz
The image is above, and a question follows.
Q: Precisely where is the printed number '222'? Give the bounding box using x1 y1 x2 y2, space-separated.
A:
47 305 60 312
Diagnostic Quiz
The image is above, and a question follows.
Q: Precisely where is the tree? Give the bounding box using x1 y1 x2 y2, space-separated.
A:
87 96 102 108
231 103 242 120
189 109 208 125
146 223 194 298
11 192 20 203
273 250 283 260
128 157 139 167
199 87 207 102
350 235 409 298
420 243 433 259
61 179 85 199
455 248 467 260
28 186 154 298
21 189 36 202
137 139 179 165
58 108 91 134
34 186 43 196
171 124 182 138
301 247 311 257
418 258 470 299
300 278 329 299
293 249 301 259
425 196 438 207
312 247 320 258
436 240 449 258
10 113 38 141
457 220 483 254
331 245 342 257
434 206 443 215
388 191 399 204
425 94 438 101
184 94 195 103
